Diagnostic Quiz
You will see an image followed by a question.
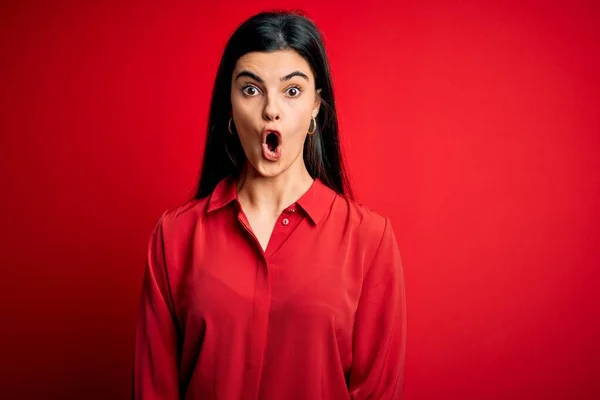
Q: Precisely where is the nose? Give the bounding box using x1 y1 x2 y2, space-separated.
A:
263 93 280 121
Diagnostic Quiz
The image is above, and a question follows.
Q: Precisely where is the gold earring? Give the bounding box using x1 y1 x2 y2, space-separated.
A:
308 117 316 134
228 117 235 135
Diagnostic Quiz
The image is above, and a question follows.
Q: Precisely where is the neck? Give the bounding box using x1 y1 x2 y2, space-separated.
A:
236 161 314 217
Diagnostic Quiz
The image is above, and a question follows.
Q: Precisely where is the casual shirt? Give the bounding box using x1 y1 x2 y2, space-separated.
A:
134 176 406 399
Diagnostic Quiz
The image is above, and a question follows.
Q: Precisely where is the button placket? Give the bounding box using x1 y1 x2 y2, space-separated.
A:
264 204 302 259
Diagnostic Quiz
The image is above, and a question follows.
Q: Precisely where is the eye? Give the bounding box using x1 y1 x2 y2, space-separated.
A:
285 85 302 98
242 85 261 97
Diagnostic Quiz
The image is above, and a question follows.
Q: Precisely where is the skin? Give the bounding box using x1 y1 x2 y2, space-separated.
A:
230 49 322 250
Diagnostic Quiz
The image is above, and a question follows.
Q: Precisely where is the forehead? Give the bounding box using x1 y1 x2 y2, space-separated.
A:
233 49 314 81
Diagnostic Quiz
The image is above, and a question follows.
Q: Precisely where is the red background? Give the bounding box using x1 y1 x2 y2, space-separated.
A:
1 1 599 399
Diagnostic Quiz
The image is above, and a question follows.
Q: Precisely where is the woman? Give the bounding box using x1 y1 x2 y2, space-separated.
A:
134 10 406 400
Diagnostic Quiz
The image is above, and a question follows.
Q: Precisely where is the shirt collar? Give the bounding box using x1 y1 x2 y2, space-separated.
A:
296 178 337 225
206 176 239 213
206 176 337 225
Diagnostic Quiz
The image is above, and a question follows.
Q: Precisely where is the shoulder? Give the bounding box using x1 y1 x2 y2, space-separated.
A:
331 195 393 247
152 197 209 240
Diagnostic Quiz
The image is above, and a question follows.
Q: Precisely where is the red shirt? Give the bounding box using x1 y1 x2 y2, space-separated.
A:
134 177 406 399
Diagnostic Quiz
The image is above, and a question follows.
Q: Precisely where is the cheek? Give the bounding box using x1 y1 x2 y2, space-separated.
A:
231 99 257 131
289 105 313 134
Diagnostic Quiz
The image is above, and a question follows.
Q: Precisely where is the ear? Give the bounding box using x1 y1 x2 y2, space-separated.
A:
313 88 322 118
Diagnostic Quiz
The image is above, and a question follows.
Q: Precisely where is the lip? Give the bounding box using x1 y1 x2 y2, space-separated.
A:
261 129 282 161
262 129 282 143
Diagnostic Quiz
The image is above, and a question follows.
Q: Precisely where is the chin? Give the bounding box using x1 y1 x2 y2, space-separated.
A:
246 157 289 179
254 162 287 178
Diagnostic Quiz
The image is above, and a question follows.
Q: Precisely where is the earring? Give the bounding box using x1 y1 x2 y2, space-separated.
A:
308 117 316 134
228 117 236 135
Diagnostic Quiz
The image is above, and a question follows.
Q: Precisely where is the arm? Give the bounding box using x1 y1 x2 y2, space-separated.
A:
348 217 407 399
133 212 180 399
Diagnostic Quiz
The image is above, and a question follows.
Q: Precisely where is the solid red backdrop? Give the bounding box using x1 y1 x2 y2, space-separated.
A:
1 1 599 399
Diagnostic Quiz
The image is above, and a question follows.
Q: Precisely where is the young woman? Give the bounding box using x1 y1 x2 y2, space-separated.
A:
134 10 406 400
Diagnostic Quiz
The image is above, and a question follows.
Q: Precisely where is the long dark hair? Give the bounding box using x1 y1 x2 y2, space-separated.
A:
193 10 353 199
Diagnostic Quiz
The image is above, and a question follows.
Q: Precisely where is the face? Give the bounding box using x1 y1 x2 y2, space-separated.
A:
230 49 321 178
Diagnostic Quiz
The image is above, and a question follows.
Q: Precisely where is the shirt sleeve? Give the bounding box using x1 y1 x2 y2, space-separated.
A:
348 217 407 399
133 212 180 399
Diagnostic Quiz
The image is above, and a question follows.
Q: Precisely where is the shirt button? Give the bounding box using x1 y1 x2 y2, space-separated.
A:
282 218 290 226
289 207 296 213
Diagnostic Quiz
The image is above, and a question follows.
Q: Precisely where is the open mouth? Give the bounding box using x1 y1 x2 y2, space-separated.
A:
265 131 281 151
262 130 282 161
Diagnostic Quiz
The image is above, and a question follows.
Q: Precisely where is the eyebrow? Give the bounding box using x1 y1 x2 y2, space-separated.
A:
235 70 310 83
